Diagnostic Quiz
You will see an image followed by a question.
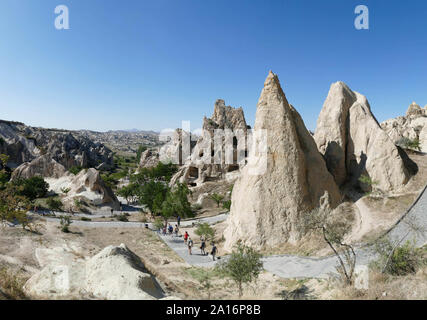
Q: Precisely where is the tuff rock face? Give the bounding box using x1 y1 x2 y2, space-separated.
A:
314 82 413 192
223 71 341 251
11 154 67 180
381 102 427 152
138 149 160 169
24 244 164 300
46 168 120 211
0 120 114 175
170 99 248 187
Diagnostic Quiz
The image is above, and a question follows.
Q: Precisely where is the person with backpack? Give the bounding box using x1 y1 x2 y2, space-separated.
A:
211 242 218 261
187 237 193 255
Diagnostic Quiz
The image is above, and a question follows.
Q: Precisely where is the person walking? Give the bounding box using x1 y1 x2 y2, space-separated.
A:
174 224 179 237
184 231 189 244
211 242 218 261
168 223 173 235
200 237 206 255
177 215 181 227
187 237 193 255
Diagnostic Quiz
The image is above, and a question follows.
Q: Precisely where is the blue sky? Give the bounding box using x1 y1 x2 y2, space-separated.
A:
0 0 426 132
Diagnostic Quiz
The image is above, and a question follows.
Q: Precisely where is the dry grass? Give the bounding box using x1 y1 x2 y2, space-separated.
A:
0 266 28 300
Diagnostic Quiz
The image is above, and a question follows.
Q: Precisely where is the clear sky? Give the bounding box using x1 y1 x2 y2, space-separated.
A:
0 0 426 132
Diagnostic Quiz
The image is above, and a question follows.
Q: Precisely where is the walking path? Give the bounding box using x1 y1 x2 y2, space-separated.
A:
33 184 427 279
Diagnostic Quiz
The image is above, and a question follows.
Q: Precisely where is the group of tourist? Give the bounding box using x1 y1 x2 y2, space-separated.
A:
160 216 219 261
184 231 218 261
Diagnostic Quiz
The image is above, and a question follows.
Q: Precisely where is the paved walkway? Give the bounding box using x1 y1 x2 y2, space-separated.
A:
33 185 427 279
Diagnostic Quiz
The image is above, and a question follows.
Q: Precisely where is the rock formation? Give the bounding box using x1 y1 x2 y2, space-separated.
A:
138 149 160 169
381 102 427 152
170 99 249 187
314 82 413 192
0 119 114 174
46 168 120 211
24 244 164 300
224 71 341 251
11 154 67 180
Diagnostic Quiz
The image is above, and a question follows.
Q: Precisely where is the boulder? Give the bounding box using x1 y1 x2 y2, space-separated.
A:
314 82 413 192
46 168 120 210
224 71 341 251
24 244 164 300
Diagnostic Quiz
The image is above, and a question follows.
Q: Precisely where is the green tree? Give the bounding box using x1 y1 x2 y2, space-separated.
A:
195 223 215 241
117 183 138 204
216 241 264 298
210 193 224 208
13 177 49 201
137 180 168 214
0 184 37 232
160 183 193 221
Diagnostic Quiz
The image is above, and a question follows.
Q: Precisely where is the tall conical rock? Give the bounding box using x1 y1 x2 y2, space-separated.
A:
223 72 341 251
314 82 413 192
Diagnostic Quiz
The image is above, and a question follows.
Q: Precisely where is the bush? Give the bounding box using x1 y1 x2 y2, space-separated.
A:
115 213 128 222
195 223 215 241
373 238 425 276
81 217 91 222
59 215 72 233
69 166 83 175
210 193 224 208
396 137 421 151
222 200 231 211
13 177 49 201
46 198 63 211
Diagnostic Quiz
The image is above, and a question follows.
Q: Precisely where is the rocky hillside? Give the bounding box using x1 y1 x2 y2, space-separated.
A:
78 129 161 155
0 120 114 174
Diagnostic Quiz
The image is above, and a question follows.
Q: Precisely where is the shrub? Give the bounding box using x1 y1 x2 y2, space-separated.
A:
372 238 425 276
222 200 231 211
69 166 83 175
80 217 91 222
210 193 224 208
13 177 49 201
195 222 215 241
46 198 63 211
115 213 128 222
396 137 421 151
60 187 71 194
59 215 72 233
